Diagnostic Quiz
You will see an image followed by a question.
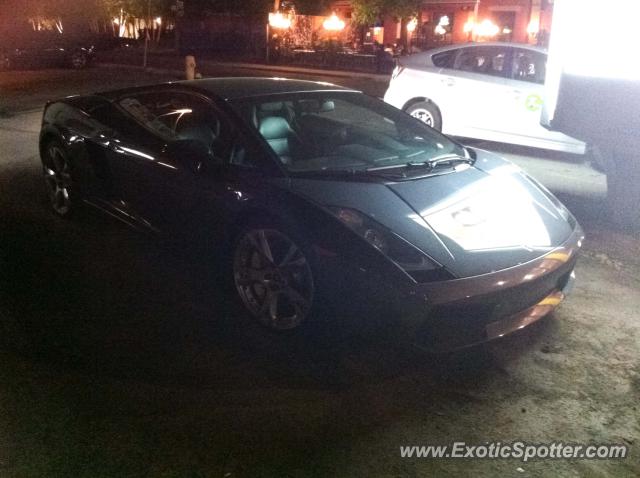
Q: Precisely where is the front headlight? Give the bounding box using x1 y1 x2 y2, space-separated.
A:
329 207 452 282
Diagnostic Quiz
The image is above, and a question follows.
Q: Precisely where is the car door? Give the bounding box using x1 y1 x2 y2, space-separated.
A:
505 48 586 151
107 90 233 235
437 45 514 137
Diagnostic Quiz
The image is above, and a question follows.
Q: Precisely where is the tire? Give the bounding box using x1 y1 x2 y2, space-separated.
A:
231 221 317 332
405 101 442 131
41 140 78 217
70 51 88 69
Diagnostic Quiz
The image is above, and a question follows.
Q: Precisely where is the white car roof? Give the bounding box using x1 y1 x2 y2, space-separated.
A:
403 42 547 68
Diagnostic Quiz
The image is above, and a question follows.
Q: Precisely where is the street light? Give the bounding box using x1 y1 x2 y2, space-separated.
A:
406 17 418 33
323 13 345 31
266 11 292 63
269 11 292 29
474 19 500 38
407 18 418 53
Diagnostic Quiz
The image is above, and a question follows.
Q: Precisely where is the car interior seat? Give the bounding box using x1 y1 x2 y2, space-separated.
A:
254 101 296 128
258 116 302 164
174 112 220 155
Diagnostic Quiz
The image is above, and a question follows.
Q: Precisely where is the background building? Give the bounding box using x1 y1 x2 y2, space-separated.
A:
331 0 553 49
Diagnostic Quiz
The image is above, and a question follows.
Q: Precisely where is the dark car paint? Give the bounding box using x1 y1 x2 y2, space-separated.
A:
40 81 579 278
39 90 414 296
96 77 354 102
39 79 583 345
288 150 575 278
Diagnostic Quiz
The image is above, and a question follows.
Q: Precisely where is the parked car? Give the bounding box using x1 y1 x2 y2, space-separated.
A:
39 78 583 349
384 42 586 154
0 30 95 70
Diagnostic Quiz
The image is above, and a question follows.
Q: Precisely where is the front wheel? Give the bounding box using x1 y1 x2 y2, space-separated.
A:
405 101 442 131
233 226 315 331
41 140 77 217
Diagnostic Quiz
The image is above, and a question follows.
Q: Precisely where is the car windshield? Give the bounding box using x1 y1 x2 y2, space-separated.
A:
230 91 465 174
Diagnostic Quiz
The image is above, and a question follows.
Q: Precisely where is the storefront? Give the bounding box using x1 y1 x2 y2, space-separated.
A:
330 0 554 51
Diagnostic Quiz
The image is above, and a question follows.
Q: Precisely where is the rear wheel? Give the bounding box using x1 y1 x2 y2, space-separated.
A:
70 51 88 69
232 225 315 331
41 140 77 217
405 101 442 131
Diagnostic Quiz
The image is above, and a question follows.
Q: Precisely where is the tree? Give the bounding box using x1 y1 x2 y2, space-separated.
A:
101 0 174 41
183 0 329 16
1 0 104 34
351 0 420 26
350 0 385 26
184 0 272 16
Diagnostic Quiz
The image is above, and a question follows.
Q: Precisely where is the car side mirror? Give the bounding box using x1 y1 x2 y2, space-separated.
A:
165 139 217 174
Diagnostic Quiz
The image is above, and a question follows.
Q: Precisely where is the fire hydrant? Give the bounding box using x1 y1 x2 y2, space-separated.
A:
185 55 196 80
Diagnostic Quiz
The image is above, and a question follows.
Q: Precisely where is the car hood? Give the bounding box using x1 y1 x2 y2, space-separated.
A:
289 150 575 278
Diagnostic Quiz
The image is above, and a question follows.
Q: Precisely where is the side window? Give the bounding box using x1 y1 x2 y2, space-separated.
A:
118 91 226 157
512 49 546 84
432 49 458 68
452 46 510 78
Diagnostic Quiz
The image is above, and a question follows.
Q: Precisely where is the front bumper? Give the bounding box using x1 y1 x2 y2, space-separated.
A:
399 225 584 351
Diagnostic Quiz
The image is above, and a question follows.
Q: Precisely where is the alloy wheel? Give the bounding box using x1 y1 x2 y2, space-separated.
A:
43 144 73 216
410 108 434 127
71 52 87 69
233 228 314 330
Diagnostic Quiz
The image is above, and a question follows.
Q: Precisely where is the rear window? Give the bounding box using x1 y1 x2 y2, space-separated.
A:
432 50 457 68
453 46 510 78
512 49 547 84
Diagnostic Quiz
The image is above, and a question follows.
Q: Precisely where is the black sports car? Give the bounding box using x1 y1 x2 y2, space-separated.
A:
39 78 583 349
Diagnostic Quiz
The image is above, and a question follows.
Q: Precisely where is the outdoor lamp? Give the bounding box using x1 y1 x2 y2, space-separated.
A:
323 13 345 31
269 11 291 29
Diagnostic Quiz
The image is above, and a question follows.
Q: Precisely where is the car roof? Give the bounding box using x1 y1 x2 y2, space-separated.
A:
97 77 355 102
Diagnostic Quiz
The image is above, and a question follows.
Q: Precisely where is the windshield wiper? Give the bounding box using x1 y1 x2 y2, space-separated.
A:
366 153 474 172
422 153 475 168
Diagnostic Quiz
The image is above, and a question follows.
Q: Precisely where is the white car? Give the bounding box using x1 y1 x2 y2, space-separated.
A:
384 42 586 154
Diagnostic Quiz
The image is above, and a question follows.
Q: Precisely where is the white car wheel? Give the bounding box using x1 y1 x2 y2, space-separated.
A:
406 101 442 131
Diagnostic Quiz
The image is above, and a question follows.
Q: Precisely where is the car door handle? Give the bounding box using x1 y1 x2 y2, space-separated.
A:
442 77 456 86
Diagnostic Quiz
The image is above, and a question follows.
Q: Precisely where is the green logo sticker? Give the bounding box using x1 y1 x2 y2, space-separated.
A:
525 94 544 112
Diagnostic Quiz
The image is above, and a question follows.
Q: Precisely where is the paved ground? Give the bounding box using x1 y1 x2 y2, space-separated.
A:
0 66 638 477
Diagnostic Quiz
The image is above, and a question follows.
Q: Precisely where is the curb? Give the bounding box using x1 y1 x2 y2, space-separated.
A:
0 107 43 118
200 60 390 81
97 63 184 77
97 60 389 82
